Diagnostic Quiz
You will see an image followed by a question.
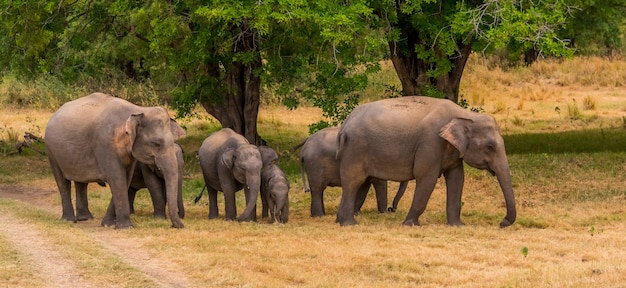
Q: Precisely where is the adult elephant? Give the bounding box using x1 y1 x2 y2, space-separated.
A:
300 127 407 217
127 143 185 219
198 128 272 221
45 93 186 229
335 96 516 227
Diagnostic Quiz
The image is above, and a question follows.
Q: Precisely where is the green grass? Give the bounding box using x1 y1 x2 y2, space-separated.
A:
504 128 626 154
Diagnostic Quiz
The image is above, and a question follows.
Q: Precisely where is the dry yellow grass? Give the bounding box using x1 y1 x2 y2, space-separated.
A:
1 55 626 287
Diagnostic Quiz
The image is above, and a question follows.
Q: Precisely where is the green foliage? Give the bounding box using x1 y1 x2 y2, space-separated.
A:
559 0 626 55
521 247 529 258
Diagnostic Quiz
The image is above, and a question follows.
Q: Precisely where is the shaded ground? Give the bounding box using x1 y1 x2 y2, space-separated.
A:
0 184 192 288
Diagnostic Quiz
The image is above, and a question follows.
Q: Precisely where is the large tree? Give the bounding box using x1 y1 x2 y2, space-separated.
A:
374 0 572 102
2 0 578 138
1 0 383 142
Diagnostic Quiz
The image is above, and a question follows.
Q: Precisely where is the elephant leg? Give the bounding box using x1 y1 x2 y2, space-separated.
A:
128 187 138 215
444 165 465 226
390 181 409 212
371 179 388 213
402 171 439 226
336 176 367 226
176 177 185 219
101 179 133 229
141 165 167 219
58 180 74 221
148 182 167 219
75 182 93 221
260 188 269 218
102 199 116 227
223 190 238 221
207 186 219 219
354 181 372 215
49 158 75 221
309 183 327 217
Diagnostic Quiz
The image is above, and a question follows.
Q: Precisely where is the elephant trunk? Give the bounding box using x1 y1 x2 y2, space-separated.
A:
238 174 261 222
273 193 289 223
175 146 185 219
156 150 184 228
493 156 516 228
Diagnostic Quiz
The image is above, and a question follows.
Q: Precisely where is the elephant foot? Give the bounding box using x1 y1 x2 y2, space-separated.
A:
500 218 514 228
115 224 134 230
76 211 94 221
153 213 167 219
238 216 256 222
339 219 358 226
76 215 93 221
310 212 325 218
447 221 465 227
101 218 116 227
387 207 397 212
170 219 184 229
336 215 358 226
402 219 421 226
61 214 76 222
114 220 134 230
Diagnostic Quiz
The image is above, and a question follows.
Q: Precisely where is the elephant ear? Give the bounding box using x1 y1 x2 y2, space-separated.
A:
221 148 235 170
169 119 186 140
439 118 473 158
125 113 144 144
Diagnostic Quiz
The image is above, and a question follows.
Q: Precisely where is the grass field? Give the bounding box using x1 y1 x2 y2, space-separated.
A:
1 55 625 287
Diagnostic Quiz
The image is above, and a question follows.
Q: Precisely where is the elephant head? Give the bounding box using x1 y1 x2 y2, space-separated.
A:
125 107 186 228
439 114 516 227
259 145 279 167
221 144 263 221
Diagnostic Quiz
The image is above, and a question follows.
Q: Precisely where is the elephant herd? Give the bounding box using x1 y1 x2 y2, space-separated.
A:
44 93 516 229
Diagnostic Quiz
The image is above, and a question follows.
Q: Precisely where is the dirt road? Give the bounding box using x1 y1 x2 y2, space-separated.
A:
0 185 193 288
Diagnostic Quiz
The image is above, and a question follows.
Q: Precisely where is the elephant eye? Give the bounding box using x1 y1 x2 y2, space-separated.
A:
486 143 495 153
152 141 162 148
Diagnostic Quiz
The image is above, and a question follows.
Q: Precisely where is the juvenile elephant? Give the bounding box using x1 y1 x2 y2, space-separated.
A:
45 93 186 229
260 161 290 223
335 96 516 227
300 127 407 217
198 128 273 221
127 144 185 219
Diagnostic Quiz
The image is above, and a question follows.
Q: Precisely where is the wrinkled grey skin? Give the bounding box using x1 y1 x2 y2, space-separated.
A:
198 128 269 221
45 93 186 229
260 162 290 223
336 96 516 227
300 127 407 217
128 144 185 219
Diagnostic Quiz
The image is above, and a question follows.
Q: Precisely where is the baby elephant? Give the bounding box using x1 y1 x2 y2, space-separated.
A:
260 161 290 223
128 144 185 219
198 128 276 221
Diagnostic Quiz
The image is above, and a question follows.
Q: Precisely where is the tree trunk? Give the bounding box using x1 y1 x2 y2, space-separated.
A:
388 40 472 103
199 21 265 145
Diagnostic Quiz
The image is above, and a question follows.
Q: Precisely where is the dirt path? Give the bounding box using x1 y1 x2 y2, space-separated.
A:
0 184 192 288
0 214 92 288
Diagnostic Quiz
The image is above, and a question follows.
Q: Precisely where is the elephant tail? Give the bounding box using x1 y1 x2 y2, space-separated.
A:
336 130 347 161
193 185 207 204
300 155 310 193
